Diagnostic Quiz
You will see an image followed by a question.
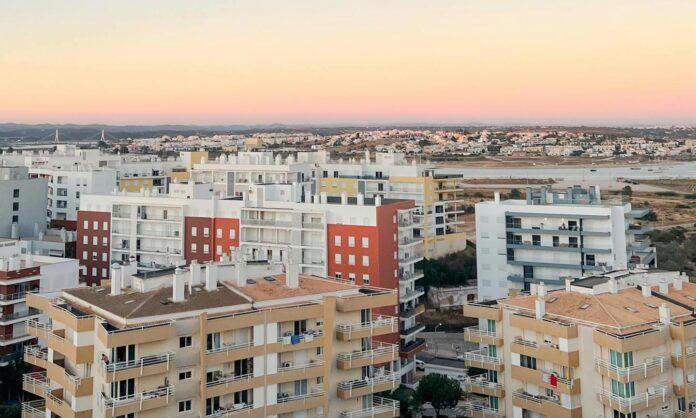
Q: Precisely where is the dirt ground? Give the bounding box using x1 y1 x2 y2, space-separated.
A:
640 179 696 194
435 155 673 168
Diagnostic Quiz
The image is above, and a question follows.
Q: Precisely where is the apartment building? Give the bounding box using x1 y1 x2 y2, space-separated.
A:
22 260 402 418
190 151 314 198
314 151 467 259
475 185 657 301
117 156 187 195
462 269 696 418
0 239 78 366
0 166 48 238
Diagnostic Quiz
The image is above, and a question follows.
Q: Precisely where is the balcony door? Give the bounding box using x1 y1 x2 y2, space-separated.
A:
112 344 135 364
111 378 134 400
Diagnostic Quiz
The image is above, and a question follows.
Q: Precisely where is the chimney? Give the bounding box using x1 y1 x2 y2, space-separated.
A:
357 193 364 206
674 277 684 291
609 278 618 294
172 268 185 302
537 282 547 298
190 259 201 285
659 280 669 295
642 284 652 298
285 249 299 289
565 278 572 292
494 192 500 204
659 303 671 325
320 192 327 204
110 264 122 296
10 223 18 239
25 252 33 267
205 263 218 291
535 298 546 320
235 256 247 287
341 193 348 205
375 195 382 206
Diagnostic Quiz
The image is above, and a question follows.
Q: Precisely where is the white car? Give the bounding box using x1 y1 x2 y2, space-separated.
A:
415 359 425 371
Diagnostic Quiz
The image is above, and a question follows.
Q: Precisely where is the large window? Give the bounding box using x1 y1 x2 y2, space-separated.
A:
611 380 635 398
609 350 633 368
520 355 537 370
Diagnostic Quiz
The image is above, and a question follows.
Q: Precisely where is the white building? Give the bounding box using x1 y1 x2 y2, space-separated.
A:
0 166 48 238
475 185 656 301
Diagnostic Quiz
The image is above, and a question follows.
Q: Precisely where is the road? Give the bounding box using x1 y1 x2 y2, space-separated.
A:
419 331 475 360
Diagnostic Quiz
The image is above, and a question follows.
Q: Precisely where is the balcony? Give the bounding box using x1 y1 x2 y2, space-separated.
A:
336 289 398 312
463 302 502 321
98 386 175 418
398 253 424 265
510 337 579 367
23 372 49 398
46 359 93 396
336 315 398 341
267 389 326 415
400 322 425 338
45 391 81 418
510 314 578 339
672 350 696 369
461 375 505 397
674 380 696 397
27 320 94 364
0 308 40 324
101 352 175 383
595 356 666 383
205 372 264 398
511 365 580 395
458 402 504 418
463 349 504 372
206 341 265 366
274 330 324 353
270 359 325 385
399 303 425 319
339 396 400 418
463 326 503 346
337 371 399 399
24 345 48 368
0 290 28 303
97 320 176 348
21 400 45 418
512 390 582 418
597 385 668 414
337 343 398 370
400 286 424 303
593 328 664 353
400 269 424 282
400 338 427 356
47 302 93 332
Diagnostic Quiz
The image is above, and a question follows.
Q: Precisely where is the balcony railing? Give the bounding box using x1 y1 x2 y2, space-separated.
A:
276 330 324 345
103 352 175 374
21 400 45 418
23 371 49 394
594 357 665 380
0 291 28 302
464 349 503 366
464 326 502 342
337 371 399 392
24 345 48 361
336 316 398 338
205 404 255 418
0 308 40 322
339 396 400 418
461 375 504 392
597 385 668 412
206 372 256 388
206 341 253 355
277 389 325 404
99 385 175 409
337 343 398 364
459 402 504 418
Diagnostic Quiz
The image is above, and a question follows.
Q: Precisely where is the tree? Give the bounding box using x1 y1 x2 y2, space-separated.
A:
622 185 633 197
416 373 463 417
508 188 522 199
382 386 419 417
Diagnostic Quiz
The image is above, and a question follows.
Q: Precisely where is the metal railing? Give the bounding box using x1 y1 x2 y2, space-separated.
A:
594 356 665 380
336 316 398 337
337 371 399 392
337 343 398 364
206 372 256 388
103 352 175 374
464 349 503 365
464 326 502 340
276 389 325 403
24 345 48 361
339 397 399 418
99 385 175 410
0 291 28 301
277 330 324 345
21 400 45 418
459 402 503 418
598 385 668 412
206 341 253 355
461 375 504 391
23 371 49 394
277 359 325 373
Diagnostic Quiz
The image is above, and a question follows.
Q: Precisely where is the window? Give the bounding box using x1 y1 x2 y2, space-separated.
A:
348 273 356 283
216 245 222 255
91 267 97 276
348 255 355 266
335 272 342 280
191 243 197 253
362 237 369 248
93 221 99 229
613 411 636 418
179 336 192 348
12 202 19 211
229 229 235 240
611 380 635 398
520 355 537 369
102 268 107 278
552 236 560 247
348 236 355 247
334 236 341 246
362 274 370 284
103 222 108 231
82 251 88 260
13 189 19 198
83 220 89 229
92 252 97 261
102 253 108 262
179 370 192 380
362 255 370 267
11 215 18 223
178 400 192 412
334 254 342 264
609 350 633 368
216 229 222 238
102 237 108 246
568 236 578 248
203 227 210 237
92 236 98 245
532 235 541 246
203 244 210 254
191 227 197 237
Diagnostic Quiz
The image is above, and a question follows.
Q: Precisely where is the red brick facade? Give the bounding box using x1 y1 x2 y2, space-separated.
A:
76 211 111 286
184 217 240 263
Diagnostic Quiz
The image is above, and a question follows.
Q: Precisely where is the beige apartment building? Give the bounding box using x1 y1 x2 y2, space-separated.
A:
21 258 402 418
462 269 696 418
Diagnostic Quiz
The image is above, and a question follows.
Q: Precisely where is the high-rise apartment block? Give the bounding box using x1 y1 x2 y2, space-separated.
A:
475 186 656 301
461 269 693 418
22 260 403 418
0 166 48 238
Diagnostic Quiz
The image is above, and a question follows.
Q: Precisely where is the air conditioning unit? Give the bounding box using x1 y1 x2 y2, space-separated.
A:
688 374 695 383
282 361 292 368
647 386 656 395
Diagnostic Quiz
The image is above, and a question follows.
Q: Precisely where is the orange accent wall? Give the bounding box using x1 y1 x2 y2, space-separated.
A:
212 218 240 261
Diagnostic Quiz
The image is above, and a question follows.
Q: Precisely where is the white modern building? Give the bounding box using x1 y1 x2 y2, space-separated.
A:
0 166 48 238
475 185 656 301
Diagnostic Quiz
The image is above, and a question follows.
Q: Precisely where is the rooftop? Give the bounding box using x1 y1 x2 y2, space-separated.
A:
226 273 356 301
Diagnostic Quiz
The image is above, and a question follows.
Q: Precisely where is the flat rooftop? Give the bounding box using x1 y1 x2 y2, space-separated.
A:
225 274 356 302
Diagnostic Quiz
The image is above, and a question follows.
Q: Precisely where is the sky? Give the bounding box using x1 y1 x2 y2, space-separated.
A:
1 0 695 126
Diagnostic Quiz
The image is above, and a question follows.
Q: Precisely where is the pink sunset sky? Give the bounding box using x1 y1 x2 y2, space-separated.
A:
1 0 695 125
